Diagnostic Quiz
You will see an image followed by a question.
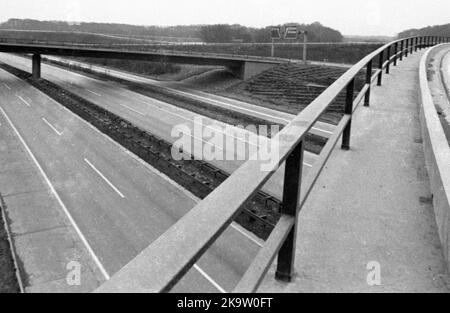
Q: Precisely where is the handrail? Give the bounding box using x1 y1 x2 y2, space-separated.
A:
95 36 449 293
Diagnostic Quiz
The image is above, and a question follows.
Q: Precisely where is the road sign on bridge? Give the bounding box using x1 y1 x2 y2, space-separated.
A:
284 26 298 40
270 27 282 40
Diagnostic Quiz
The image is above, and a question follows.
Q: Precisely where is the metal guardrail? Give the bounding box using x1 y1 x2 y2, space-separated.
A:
93 36 450 293
94 36 450 293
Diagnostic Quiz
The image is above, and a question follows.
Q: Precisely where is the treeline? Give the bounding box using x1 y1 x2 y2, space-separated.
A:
200 22 343 43
398 23 450 38
0 19 202 40
0 19 343 43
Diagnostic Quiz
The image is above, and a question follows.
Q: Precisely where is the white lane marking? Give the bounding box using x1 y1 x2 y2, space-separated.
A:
117 103 145 116
86 89 102 97
3 83 11 90
174 89 335 135
193 264 227 293
140 100 262 148
175 89 293 124
17 95 31 107
0 106 110 280
230 224 264 248
312 126 333 135
42 118 63 136
139 100 315 166
84 158 125 198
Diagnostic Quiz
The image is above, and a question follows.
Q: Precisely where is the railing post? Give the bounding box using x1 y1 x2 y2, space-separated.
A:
410 38 414 54
364 60 372 107
377 51 383 86
275 141 304 282
400 40 404 61
342 78 355 151
405 39 409 57
415 37 418 51
393 42 398 66
386 46 391 74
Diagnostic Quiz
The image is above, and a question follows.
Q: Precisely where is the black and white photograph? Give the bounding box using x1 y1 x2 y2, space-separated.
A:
0 0 449 300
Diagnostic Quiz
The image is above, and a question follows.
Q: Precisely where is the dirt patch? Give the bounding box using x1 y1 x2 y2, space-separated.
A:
0 194 20 293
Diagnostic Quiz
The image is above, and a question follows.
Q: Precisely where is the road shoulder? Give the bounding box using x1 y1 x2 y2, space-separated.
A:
0 102 104 293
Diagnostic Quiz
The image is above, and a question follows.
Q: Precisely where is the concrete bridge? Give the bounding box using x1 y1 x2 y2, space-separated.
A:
0 38 286 80
1 35 450 293
94 36 450 293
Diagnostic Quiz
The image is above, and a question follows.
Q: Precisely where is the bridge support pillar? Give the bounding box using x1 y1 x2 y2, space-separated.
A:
32 54 41 79
227 61 278 80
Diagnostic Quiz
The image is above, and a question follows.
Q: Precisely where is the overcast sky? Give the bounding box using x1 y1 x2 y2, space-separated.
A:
0 0 449 36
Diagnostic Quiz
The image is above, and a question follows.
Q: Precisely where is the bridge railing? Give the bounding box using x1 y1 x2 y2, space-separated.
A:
0 37 297 63
94 36 449 293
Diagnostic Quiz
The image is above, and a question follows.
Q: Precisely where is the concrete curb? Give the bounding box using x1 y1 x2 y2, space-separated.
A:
419 44 450 271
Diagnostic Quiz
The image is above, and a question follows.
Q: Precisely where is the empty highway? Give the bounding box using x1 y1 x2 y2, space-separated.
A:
0 68 266 292
0 53 317 197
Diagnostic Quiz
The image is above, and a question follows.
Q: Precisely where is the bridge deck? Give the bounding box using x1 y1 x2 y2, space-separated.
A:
259 50 450 292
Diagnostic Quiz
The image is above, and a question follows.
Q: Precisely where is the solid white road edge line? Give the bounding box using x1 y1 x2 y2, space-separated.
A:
0 106 110 280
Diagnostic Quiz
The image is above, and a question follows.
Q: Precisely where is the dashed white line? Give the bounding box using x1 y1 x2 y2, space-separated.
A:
86 89 102 97
42 118 63 136
117 103 145 116
173 90 336 135
84 158 125 198
17 95 31 107
0 106 110 281
140 100 314 167
193 264 227 293
3 83 11 90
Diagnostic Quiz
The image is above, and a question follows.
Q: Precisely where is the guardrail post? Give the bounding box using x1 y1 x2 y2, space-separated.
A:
414 37 418 51
377 51 384 86
364 60 372 107
342 78 355 150
275 141 304 282
410 38 414 54
405 39 409 57
386 46 391 74
393 42 398 66
400 40 404 61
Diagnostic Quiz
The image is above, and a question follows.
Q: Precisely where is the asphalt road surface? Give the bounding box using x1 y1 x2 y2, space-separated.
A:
0 68 267 292
0 53 317 198
43 55 336 138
